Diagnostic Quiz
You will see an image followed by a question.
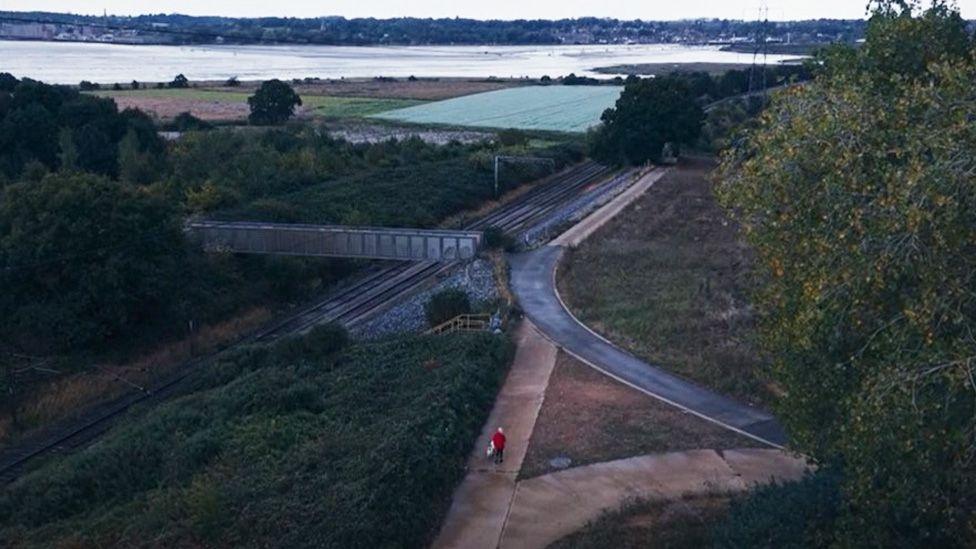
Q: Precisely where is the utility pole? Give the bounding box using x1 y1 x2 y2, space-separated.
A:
494 155 556 198
748 1 770 94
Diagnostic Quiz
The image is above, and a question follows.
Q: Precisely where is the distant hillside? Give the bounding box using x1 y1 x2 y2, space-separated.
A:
0 11 866 46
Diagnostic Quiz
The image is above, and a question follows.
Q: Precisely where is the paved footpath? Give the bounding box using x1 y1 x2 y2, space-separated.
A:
500 448 808 548
433 167 800 549
508 169 787 447
432 321 558 549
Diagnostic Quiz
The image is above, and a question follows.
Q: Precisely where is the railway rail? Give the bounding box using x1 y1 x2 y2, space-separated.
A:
0 160 621 484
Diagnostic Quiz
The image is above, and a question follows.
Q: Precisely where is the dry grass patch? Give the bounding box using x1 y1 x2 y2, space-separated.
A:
520 352 756 479
210 78 522 100
557 157 773 406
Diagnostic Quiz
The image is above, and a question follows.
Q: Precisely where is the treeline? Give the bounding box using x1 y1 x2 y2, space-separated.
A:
0 11 867 46
0 74 163 182
587 64 810 165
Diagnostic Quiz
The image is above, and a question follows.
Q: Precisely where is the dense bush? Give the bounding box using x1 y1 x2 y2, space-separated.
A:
169 111 213 132
0 332 514 548
0 76 581 362
482 225 516 251
274 322 349 361
169 73 189 88
497 128 529 147
205 133 582 227
0 172 186 352
712 471 842 548
0 170 354 355
425 289 472 326
0 76 164 180
698 95 766 153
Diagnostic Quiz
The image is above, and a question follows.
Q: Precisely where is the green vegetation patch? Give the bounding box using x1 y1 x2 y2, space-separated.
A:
214 140 583 227
303 96 424 118
93 89 424 118
0 331 513 548
373 86 623 133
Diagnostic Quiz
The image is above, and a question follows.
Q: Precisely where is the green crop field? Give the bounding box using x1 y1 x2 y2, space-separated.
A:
372 85 623 133
93 89 423 119
303 95 424 118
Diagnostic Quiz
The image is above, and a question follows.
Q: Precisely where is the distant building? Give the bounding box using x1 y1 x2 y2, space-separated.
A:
0 22 57 40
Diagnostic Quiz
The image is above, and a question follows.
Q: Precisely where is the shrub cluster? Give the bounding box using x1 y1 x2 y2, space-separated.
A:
0 331 513 548
425 289 472 326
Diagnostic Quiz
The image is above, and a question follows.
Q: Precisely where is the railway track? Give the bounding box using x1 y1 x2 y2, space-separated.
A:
0 160 618 484
256 160 611 340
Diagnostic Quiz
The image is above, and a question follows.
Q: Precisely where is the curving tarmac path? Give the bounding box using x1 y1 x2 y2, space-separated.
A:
508 184 788 447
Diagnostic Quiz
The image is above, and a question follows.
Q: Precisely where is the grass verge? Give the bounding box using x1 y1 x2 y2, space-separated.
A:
0 330 513 548
521 352 756 479
548 495 731 549
556 157 773 406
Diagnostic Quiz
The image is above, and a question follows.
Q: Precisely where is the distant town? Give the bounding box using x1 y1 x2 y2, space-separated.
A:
0 11 866 46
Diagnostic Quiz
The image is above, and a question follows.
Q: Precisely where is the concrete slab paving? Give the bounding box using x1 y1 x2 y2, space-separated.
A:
432 321 558 549
499 449 808 549
721 448 810 486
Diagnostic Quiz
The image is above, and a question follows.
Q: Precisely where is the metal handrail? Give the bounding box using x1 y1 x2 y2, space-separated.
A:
426 313 493 335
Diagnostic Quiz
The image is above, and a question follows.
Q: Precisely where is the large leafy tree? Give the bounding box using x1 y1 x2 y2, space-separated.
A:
0 173 187 351
718 1 976 545
589 76 703 165
247 79 302 125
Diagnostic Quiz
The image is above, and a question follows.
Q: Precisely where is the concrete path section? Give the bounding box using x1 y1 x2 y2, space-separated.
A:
432 321 558 549
551 167 668 248
500 448 808 549
508 245 787 446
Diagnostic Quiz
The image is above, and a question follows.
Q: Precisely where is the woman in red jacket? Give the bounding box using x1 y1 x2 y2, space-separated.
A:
490 427 506 464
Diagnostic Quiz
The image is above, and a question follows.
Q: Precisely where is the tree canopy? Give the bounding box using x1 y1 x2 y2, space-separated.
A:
0 172 186 351
717 1 976 545
589 76 703 165
0 75 163 181
247 79 302 125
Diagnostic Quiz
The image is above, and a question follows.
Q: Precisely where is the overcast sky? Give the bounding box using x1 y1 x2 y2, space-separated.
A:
2 0 976 21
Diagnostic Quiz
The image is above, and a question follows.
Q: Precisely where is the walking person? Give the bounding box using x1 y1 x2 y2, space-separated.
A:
491 427 506 464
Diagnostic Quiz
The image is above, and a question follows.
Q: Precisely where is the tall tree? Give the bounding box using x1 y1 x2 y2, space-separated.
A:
247 79 302 126
589 76 703 165
718 1 976 545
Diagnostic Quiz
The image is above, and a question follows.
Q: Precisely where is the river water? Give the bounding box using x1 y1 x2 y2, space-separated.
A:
1 40 799 84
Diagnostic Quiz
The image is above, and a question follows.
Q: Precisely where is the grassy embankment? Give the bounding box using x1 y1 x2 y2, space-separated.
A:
0 328 514 547
557 158 773 406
